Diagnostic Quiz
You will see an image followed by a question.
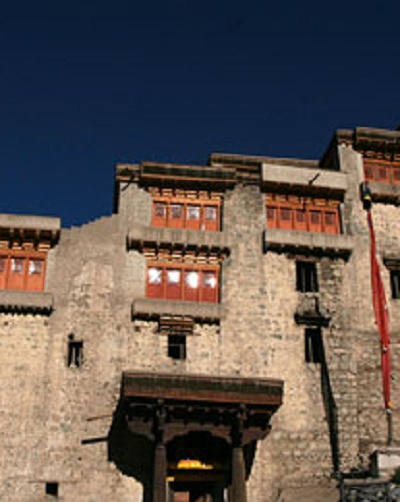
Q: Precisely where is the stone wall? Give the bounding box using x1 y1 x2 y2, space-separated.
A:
1 141 400 501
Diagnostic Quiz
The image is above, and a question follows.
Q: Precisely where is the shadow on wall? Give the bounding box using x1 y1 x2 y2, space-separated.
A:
320 337 340 474
108 400 153 502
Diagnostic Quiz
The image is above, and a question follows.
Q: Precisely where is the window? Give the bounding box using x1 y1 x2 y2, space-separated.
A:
296 261 318 293
146 263 219 303
0 251 47 291
390 270 400 299
363 159 400 185
67 335 83 368
265 194 340 234
305 328 323 363
168 334 186 360
150 189 221 231
45 482 59 498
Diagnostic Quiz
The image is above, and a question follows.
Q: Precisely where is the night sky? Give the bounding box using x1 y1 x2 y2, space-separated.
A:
1 1 399 227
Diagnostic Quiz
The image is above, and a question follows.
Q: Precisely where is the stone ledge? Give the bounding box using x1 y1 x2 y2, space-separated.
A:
370 447 400 477
0 290 53 314
294 293 331 327
264 228 354 257
262 163 347 194
128 225 231 254
369 181 400 203
0 213 61 232
132 298 224 323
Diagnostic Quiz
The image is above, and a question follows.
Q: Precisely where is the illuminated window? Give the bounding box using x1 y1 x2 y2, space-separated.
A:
146 263 219 303
167 269 181 284
148 268 162 284
203 272 217 288
185 271 199 288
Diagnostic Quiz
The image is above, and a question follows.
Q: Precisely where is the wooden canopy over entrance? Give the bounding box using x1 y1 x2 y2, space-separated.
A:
122 372 284 502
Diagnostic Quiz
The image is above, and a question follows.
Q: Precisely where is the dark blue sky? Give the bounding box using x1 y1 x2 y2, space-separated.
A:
1 1 399 227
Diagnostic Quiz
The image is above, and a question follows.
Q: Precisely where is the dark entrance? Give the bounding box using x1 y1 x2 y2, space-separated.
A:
121 372 283 502
167 432 229 502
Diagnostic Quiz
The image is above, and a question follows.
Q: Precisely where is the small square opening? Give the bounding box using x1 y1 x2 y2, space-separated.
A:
168 335 186 360
45 482 58 497
67 334 83 368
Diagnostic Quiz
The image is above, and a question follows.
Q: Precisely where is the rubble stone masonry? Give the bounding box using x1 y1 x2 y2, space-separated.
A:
0 126 399 501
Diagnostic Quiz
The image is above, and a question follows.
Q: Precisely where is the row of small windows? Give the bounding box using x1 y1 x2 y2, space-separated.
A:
363 159 400 185
266 195 341 234
152 199 220 231
150 192 342 235
0 252 46 291
66 328 323 365
147 264 219 303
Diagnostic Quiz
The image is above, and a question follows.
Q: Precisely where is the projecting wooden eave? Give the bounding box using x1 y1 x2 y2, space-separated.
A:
128 225 231 259
0 214 61 248
115 162 237 189
122 372 284 444
123 372 283 407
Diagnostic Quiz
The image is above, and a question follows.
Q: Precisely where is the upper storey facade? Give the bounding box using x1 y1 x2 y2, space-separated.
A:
2 125 400 502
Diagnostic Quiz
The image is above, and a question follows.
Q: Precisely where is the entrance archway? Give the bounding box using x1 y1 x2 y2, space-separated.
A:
121 372 283 502
167 431 229 502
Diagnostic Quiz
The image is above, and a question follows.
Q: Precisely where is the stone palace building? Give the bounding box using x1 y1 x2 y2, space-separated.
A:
1 125 400 502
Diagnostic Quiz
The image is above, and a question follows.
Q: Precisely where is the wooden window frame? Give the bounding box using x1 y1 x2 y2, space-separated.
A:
0 249 47 292
146 262 220 303
363 159 400 185
265 194 341 234
151 196 221 231
296 261 318 293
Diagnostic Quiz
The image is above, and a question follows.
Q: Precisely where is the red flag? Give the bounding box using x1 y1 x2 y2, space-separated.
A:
367 212 391 411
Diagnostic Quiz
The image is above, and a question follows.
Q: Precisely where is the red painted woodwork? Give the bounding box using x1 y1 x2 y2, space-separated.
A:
294 209 307 232
0 250 46 291
146 263 219 303
363 159 398 184
201 271 218 303
204 205 218 231
186 205 201 230
308 210 322 233
184 270 199 302
0 256 7 289
393 165 400 185
151 196 221 231
266 194 341 234
166 269 182 300
266 206 277 229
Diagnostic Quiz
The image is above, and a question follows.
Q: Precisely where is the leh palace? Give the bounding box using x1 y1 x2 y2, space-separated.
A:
2 125 400 502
